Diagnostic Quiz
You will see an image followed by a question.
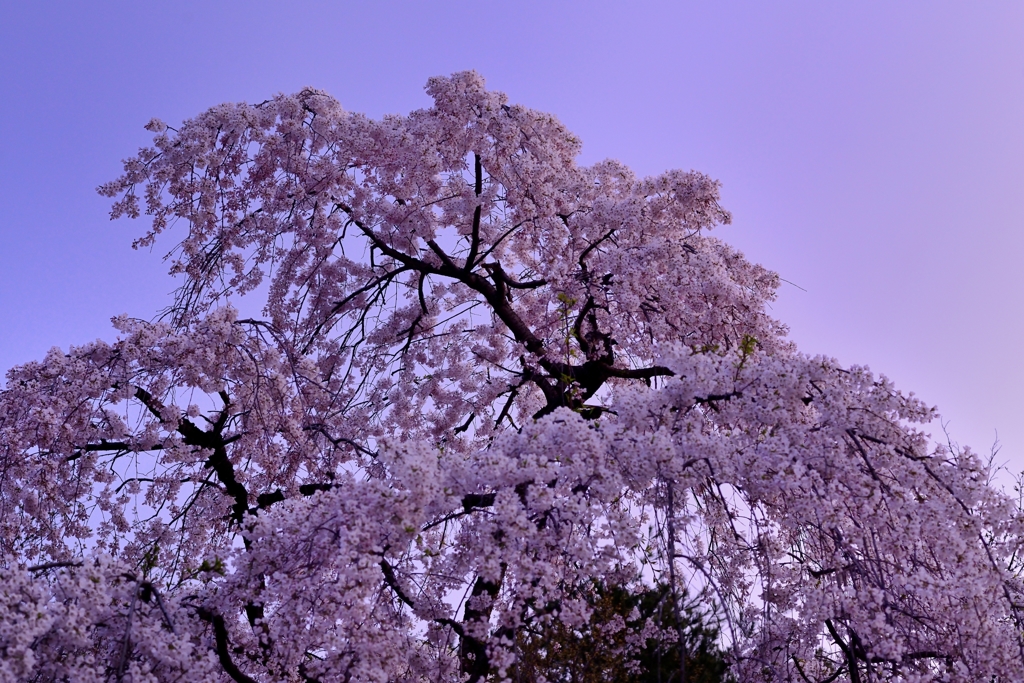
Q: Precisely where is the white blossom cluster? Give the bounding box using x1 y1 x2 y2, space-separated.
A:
1 72 1022 681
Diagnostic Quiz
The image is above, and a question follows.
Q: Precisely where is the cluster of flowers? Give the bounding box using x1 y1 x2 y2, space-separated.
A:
1 72 1021 681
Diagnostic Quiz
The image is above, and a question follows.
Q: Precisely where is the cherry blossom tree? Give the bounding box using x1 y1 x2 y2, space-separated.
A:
2 72 1024 682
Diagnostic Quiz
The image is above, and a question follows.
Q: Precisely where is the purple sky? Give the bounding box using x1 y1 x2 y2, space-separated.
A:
2 2 1023 471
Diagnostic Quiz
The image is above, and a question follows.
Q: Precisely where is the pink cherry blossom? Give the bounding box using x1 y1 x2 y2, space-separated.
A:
1 71 1022 682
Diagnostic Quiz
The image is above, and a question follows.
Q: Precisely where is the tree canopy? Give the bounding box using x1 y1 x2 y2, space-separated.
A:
2 72 1022 682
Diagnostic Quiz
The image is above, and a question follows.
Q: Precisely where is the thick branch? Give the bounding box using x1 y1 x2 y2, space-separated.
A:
197 608 258 683
460 572 503 683
465 153 483 271
825 619 862 683
380 557 417 609
134 387 249 524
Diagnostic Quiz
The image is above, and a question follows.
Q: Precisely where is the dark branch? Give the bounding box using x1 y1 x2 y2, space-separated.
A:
134 386 249 524
465 153 483 271
380 557 417 609
28 560 84 572
197 607 258 683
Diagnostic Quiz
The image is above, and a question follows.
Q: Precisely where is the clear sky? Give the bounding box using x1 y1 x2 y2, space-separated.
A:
2 2 1023 471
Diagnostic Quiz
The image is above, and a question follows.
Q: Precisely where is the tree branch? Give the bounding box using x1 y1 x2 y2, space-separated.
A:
197 607 258 683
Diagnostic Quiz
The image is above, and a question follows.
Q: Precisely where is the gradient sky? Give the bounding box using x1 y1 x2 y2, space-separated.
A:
2 2 1023 472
